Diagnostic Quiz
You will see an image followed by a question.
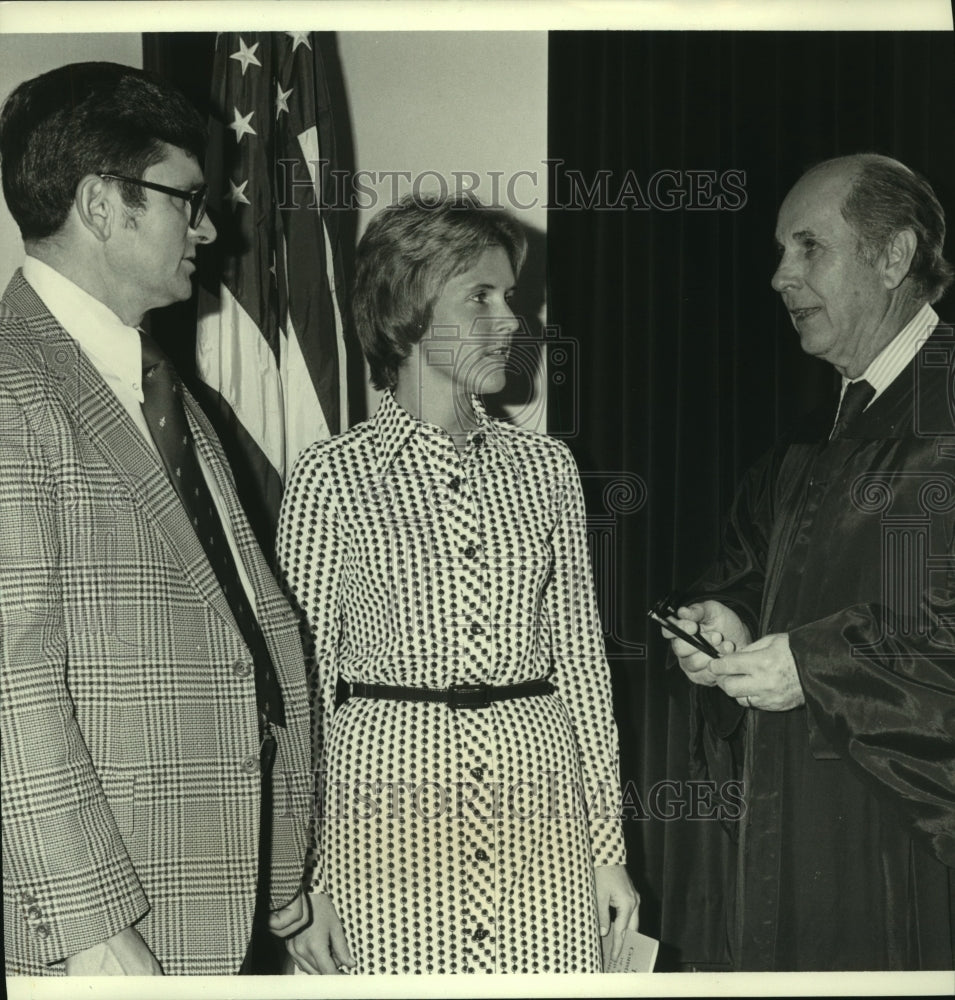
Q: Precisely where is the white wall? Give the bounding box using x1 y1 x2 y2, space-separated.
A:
337 32 547 237
0 34 143 285
336 32 548 425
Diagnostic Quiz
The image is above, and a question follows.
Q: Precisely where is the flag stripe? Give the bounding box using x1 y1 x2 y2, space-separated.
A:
197 282 291 476
197 31 347 540
289 124 346 434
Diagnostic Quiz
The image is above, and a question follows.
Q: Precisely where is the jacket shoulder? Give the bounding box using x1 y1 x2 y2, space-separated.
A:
0 311 50 384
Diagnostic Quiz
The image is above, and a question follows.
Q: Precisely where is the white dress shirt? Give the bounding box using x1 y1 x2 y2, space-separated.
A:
837 301 939 411
23 256 258 609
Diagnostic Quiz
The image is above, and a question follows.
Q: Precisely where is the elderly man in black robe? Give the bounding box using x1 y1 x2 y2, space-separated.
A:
664 153 955 971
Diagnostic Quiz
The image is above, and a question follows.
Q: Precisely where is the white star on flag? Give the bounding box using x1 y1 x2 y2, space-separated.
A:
276 83 293 119
229 107 257 142
227 178 251 208
198 31 349 547
230 38 262 75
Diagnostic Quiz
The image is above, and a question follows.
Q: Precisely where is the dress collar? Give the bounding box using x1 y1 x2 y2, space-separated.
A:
372 391 518 473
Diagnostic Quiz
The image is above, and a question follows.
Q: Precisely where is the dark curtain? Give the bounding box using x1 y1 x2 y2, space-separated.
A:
548 30 955 970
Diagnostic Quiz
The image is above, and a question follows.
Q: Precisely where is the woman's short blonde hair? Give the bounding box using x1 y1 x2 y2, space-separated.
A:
353 192 527 390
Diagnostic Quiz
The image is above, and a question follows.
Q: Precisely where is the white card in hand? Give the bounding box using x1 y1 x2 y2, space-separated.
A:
602 927 660 973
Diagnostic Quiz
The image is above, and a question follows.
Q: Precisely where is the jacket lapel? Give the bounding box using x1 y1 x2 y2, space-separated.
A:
5 272 242 634
185 385 296 634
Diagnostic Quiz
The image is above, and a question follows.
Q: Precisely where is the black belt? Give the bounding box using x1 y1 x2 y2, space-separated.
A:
346 678 554 709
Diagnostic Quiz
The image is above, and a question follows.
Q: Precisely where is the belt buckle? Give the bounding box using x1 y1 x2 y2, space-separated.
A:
449 683 490 710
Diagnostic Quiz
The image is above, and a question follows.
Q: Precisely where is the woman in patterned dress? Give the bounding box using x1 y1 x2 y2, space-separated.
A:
277 193 639 975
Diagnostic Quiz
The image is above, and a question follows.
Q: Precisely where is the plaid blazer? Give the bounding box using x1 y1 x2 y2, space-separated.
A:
0 272 313 976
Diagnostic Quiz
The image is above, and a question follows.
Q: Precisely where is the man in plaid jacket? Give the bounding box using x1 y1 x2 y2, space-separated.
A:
0 62 313 976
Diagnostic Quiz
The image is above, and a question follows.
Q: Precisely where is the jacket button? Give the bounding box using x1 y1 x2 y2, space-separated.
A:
463 545 478 559
469 766 485 780
473 927 489 941
242 755 260 773
475 849 489 862
469 623 484 636
35 924 50 939
233 660 252 678
25 905 42 920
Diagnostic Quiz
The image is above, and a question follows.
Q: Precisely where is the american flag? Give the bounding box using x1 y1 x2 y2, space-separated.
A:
197 31 348 548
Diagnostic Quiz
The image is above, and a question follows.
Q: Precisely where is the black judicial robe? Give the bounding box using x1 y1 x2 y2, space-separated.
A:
691 329 955 971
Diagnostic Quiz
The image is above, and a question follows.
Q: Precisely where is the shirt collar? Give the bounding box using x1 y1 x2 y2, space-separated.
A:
373 391 515 473
23 256 145 401
843 301 939 400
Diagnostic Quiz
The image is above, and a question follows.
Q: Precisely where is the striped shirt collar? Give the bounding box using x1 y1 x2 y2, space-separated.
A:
841 301 939 405
22 255 145 402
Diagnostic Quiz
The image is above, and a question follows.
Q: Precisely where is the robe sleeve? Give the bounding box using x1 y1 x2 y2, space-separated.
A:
789 547 955 867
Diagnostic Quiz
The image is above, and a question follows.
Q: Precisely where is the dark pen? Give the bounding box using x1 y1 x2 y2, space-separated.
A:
648 594 722 659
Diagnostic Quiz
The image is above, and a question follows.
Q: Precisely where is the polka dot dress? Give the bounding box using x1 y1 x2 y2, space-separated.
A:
277 392 627 974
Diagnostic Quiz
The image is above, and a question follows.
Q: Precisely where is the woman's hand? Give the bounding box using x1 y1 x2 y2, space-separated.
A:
595 864 640 965
268 891 312 938
286 891 356 974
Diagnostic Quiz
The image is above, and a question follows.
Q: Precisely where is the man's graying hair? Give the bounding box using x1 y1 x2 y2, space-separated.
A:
827 153 953 305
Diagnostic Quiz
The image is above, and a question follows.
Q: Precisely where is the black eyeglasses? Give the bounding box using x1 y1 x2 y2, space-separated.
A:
98 173 209 229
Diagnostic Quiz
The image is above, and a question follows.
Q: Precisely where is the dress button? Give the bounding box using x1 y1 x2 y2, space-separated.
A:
469 623 484 636
469 766 485 780
232 660 252 678
473 433 485 446
242 755 260 773
463 545 477 559
35 924 50 940
25 905 42 920
474 927 490 941
449 476 462 491
475 849 490 862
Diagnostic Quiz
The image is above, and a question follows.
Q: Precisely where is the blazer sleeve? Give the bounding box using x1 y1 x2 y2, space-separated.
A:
0 379 148 966
540 443 627 867
276 444 345 896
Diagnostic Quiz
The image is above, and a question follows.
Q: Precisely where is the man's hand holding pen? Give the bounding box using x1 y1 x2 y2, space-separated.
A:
655 599 751 688
657 600 804 711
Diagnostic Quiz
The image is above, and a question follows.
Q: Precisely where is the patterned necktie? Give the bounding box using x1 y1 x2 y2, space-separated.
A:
140 332 285 727
830 379 875 440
